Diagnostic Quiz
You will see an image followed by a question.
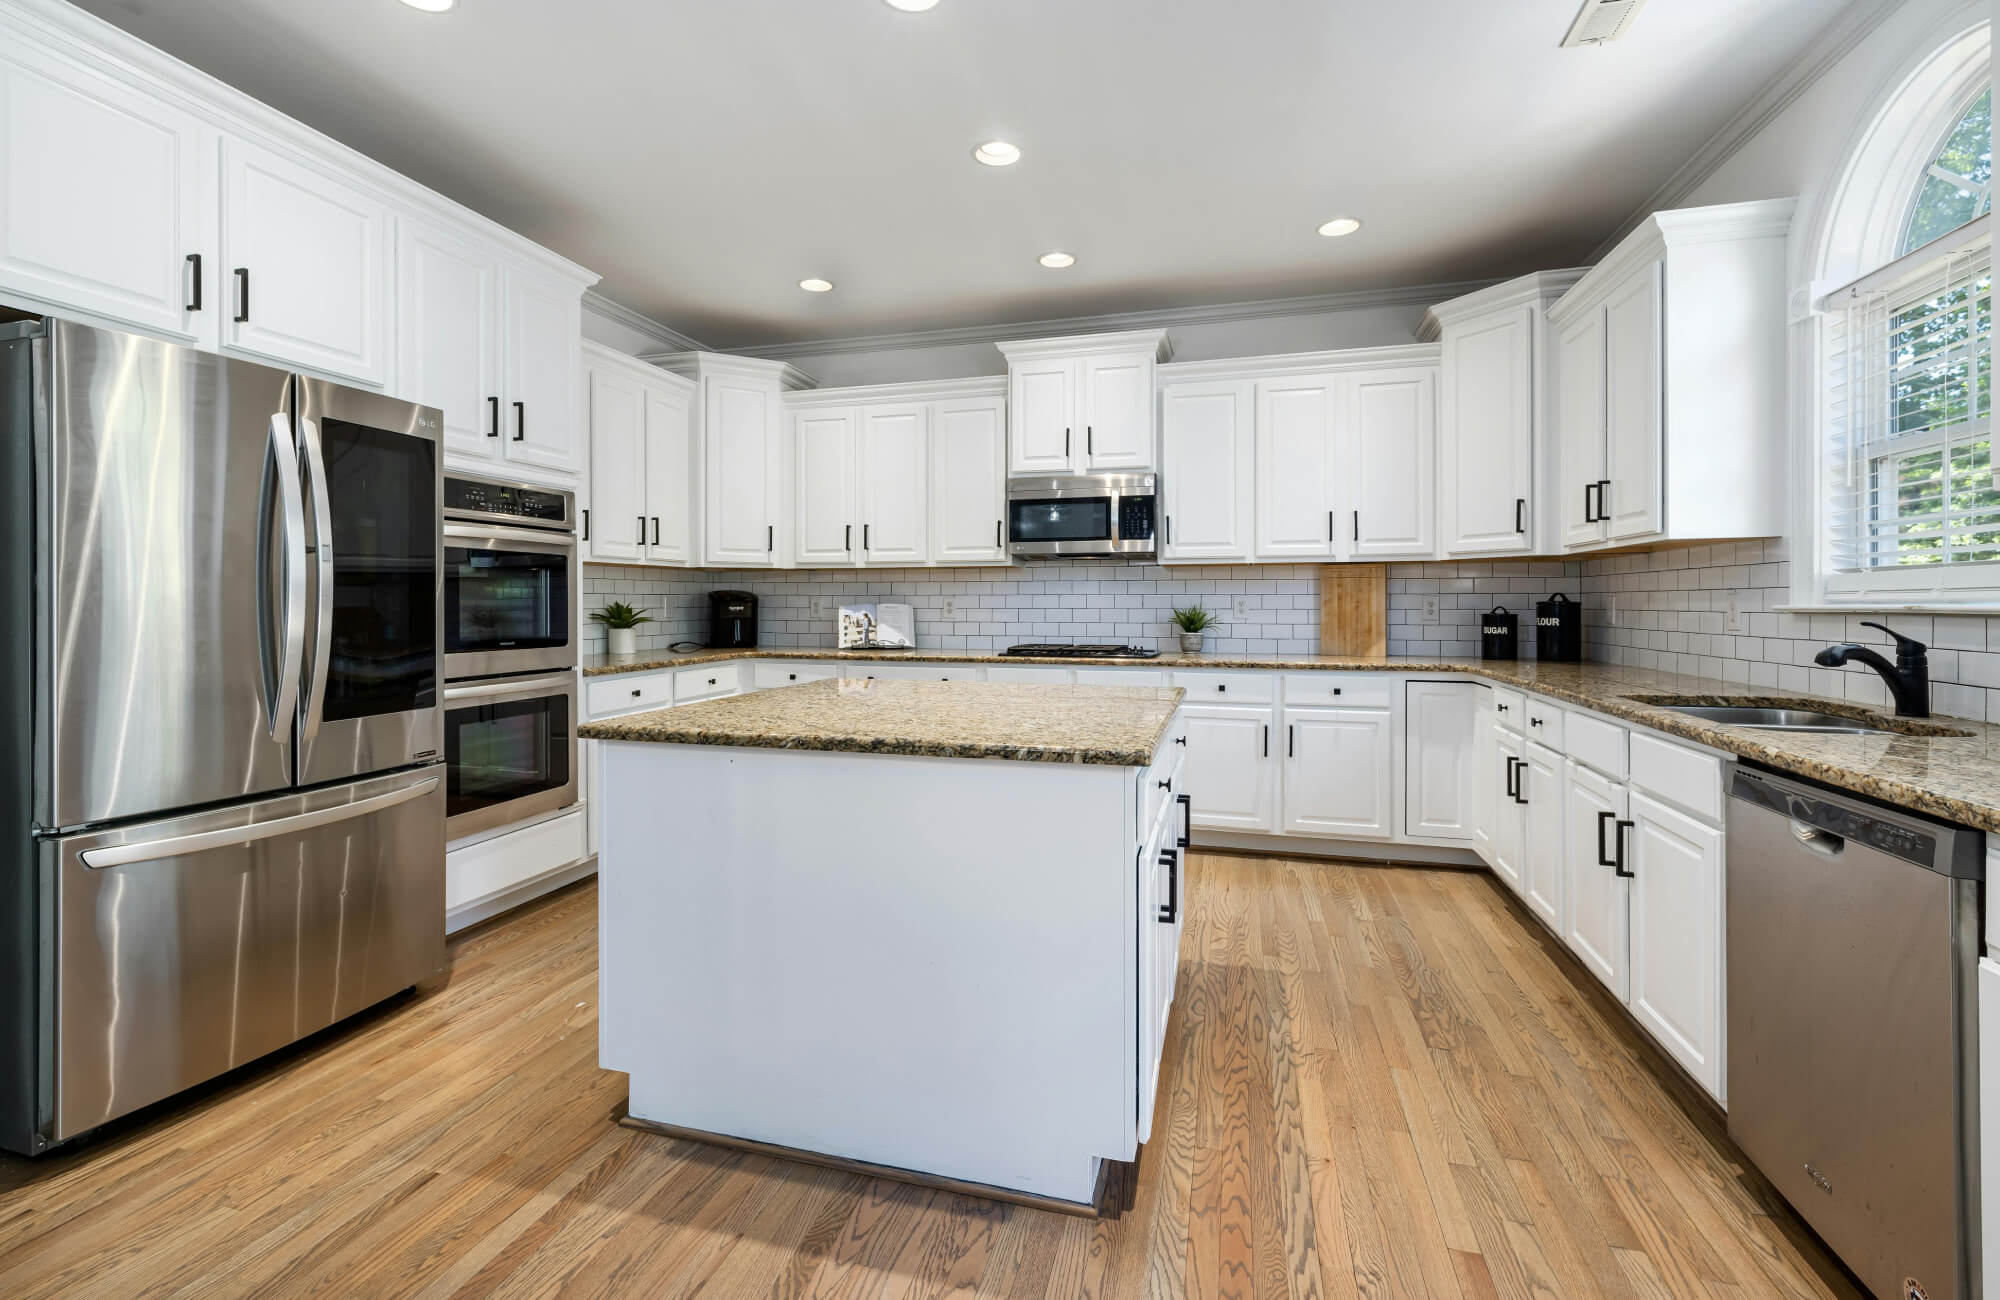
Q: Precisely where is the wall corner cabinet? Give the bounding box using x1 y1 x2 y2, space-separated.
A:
998 329 1171 475
644 352 813 568
579 341 698 565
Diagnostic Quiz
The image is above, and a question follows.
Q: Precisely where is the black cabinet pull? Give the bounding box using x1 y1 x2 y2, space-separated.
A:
1174 735 1187 746
487 395 500 438
864 523 871 551
707 677 717 686
1597 479 1612 521
630 688 641 697
845 523 852 552
1288 725 1295 757
1613 818 1636 877
1327 510 1334 542
1157 777 1172 790
637 515 645 543
1158 848 1179 924
788 673 797 681
1176 791 1192 848
1529 717 1542 728
995 520 1002 548
1515 497 1526 533
580 508 589 542
651 517 660 546
1216 683 1226 693
1332 687 1341 696
1352 510 1359 542
1087 425 1093 455
233 267 250 322
1497 702 1509 713
1504 757 1518 801
1164 515 1172 545
767 524 774 553
1261 723 1268 757
1596 810 1616 867
513 401 525 442
1064 427 1071 458
1514 764 1528 805
185 253 202 312
1584 482 1598 523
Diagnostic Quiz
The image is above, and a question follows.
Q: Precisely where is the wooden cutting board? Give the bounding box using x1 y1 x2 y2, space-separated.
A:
1318 564 1386 657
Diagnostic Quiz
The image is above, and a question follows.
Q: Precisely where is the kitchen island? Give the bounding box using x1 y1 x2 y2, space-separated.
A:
581 677 1189 1211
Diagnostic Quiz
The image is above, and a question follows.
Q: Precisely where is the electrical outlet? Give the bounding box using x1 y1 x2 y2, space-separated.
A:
941 596 958 620
1420 596 1440 624
1724 594 1742 634
1231 595 1250 619
1607 595 1617 628
809 596 829 620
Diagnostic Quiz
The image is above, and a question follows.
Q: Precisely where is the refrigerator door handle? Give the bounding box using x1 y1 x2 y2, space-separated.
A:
298 416 335 742
77 775 440 869
266 412 307 742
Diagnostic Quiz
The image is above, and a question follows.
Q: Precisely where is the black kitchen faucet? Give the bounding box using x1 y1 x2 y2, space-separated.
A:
1814 622 1930 717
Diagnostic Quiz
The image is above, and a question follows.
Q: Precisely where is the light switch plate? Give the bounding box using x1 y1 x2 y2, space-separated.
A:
1725 594 1742 634
1420 596 1440 624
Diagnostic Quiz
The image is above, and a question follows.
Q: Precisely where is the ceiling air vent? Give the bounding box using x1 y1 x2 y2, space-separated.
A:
1560 0 1650 47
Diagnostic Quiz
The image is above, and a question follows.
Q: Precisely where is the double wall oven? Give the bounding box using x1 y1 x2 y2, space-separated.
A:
442 476 579 840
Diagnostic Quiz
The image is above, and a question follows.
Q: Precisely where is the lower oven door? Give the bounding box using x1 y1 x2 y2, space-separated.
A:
443 672 579 840
444 523 577 678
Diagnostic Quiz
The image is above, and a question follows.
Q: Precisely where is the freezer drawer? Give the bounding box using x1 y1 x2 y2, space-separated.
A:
46 766 444 1144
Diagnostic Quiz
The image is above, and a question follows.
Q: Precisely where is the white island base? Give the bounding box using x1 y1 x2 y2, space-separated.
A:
596 714 1187 1211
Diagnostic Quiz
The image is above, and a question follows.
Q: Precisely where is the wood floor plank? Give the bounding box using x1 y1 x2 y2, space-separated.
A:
0 861 1862 1300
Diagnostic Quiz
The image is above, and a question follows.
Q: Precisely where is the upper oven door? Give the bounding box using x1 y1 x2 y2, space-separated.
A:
443 523 578 679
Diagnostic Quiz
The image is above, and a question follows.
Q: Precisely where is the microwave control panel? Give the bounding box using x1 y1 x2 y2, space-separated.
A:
1118 494 1156 541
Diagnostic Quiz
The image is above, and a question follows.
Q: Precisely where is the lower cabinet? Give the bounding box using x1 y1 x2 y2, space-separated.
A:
1281 705 1394 839
1403 681 1480 840
1520 741 1564 930
1182 704 1278 832
1625 790 1725 1096
1137 772 1186 1140
1561 758 1631 1000
1488 724 1526 896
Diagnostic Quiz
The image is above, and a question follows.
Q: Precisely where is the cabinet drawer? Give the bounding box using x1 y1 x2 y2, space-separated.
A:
1565 711 1628 779
1143 725 1190 839
752 662 839 690
1284 673 1394 708
849 664 983 683
986 665 1073 683
1629 732 1723 824
1493 687 1526 731
1171 670 1274 703
1523 698 1564 748
674 662 740 701
1075 667 1167 688
586 672 673 718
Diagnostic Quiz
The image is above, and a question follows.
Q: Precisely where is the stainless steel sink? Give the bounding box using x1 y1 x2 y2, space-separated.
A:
1660 705 1897 734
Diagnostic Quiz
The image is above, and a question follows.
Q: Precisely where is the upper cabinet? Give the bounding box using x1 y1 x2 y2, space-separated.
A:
650 352 812 568
1546 199 1794 552
1159 379 1254 563
499 266 584 476
578 342 696 566
998 330 1170 475
930 393 1008 565
1253 373 1342 559
1346 365 1437 558
1423 271 1585 558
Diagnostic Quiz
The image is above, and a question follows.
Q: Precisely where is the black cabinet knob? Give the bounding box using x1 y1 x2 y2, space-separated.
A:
630 689 640 697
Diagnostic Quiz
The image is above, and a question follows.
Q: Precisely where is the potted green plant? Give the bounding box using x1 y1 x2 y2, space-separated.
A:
1171 603 1214 654
591 601 653 656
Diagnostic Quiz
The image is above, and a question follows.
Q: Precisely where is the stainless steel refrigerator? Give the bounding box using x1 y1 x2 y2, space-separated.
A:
0 318 447 1155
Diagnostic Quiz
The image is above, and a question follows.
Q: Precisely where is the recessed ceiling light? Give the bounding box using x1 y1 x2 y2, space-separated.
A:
398 0 455 11
973 141 1021 167
798 278 834 293
1038 252 1076 269
1317 217 1362 238
882 0 939 9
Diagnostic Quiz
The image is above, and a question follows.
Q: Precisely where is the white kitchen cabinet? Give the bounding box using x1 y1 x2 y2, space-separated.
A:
1181 704 1276 832
500 266 584 477
1468 694 1498 866
1404 681 1480 840
1254 374 1339 559
1561 758 1630 998
220 137 390 386
998 330 1169 475
0 50 213 343
1625 789 1724 1097
642 384 696 564
1345 366 1437 558
1137 791 1184 1141
1490 723 1526 897
1547 200 1792 553
649 354 806 568
930 394 1008 564
1521 741 1564 931
794 407 857 565
1159 379 1254 563
585 363 649 562
398 220 501 463
858 404 928 563
580 343 698 566
1281 705 1394 839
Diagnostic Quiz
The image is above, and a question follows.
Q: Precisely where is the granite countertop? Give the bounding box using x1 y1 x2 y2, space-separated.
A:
581 648 2000 832
579 678 1187 766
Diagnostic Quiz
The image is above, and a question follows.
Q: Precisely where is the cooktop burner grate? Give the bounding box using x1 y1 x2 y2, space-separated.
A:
1002 643 1161 659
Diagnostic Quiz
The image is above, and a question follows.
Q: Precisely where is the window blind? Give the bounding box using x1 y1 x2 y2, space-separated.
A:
1822 214 1995 595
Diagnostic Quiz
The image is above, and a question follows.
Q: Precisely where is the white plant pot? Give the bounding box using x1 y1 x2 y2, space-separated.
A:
1178 631 1205 653
607 627 638 656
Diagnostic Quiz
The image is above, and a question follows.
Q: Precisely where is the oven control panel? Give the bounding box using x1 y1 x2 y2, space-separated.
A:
445 476 572 526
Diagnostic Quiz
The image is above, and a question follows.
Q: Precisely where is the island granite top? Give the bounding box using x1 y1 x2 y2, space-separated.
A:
579 678 1187 766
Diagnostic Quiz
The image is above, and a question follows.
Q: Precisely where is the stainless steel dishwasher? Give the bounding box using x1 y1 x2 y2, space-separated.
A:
1728 765 1983 1300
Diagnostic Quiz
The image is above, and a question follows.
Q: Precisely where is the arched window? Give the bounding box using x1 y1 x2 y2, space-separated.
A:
1903 88 1991 255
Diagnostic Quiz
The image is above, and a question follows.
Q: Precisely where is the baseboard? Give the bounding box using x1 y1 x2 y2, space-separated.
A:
1192 830 1485 869
446 855 597 934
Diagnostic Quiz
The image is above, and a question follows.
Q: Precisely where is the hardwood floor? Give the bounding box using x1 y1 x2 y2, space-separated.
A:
0 854 1861 1299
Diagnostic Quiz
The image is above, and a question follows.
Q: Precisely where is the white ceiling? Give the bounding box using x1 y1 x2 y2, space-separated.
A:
75 0 1853 350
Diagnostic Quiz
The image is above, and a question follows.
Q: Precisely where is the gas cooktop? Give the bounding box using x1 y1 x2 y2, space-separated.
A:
1002 643 1161 660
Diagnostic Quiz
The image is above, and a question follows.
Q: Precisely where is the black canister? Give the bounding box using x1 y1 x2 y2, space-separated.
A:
1479 606 1519 660
1535 592 1583 662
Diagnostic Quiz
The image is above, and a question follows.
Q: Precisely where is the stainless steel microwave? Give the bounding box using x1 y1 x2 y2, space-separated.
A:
1007 473 1158 558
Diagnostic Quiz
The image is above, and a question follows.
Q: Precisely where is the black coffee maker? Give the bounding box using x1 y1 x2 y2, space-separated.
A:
708 590 758 649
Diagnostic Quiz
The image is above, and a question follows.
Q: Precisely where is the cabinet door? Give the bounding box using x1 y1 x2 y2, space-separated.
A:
1561 759 1630 998
1627 790 1723 1098
1490 725 1525 897
399 221 501 465
1346 367 1436 557
705 378 781 566
1253 376 1337 558
1555 308 1607 549
221 138 389 385
500 267 582 476
1160 380 1253 562
930 396 1008 564
643 384 695 565
1182 705 1276 832
1404 681 1478 840
586 366 648 562
1137 809 1179 1143
1521 741 1564 931
859 404 928 564
0 53 211 342
1282 707 1394 839
1008 357 1076 473
1080 352 1153 470
1468 695 1497 866
1440 308 1534 554
1603 262 1664 541
794 408 857 566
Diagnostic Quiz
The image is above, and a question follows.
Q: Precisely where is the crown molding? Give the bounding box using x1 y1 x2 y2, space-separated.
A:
1416 269 1591 341
580 337 698 392
1552 198 1797 322
994 328 1173 363
717 277 1498 363
1158 341 1440 383
582 291 708 355
642 350 819 392
1584 0 1907 263
785 375 1007 408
